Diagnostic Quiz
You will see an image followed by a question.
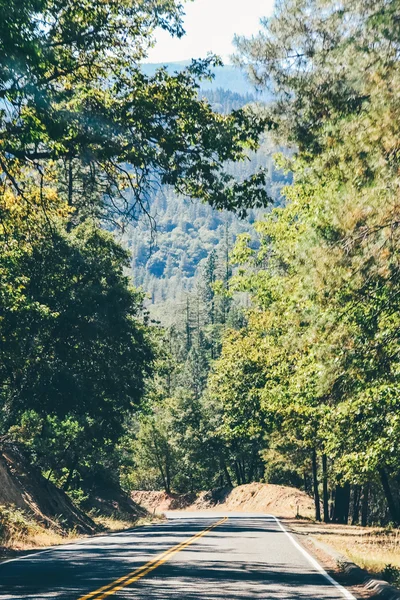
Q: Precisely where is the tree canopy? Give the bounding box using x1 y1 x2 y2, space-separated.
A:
2 0 400 533
0 1 272 500
0 0 270 223
201 0 400 525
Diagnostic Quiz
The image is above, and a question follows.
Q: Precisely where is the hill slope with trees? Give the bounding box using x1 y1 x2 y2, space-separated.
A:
141 62 271 97
125 0 400 537
1 0 400 561
0 0 269 545
123 88 289 319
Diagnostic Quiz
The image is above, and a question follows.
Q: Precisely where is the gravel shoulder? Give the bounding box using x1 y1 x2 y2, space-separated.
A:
285 519 400 600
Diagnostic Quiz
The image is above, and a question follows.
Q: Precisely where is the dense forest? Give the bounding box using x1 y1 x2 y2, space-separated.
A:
123 90 289 314
0 0 268 504
141 62 271 97
1 0 400 536
127 0 400 528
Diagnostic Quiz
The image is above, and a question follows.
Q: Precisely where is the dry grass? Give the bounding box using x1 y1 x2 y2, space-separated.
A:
0 506 161 555
289 519 400 576
0 505 80 551
92 514 137 531
92 511 164 532
4 528 79 551
318 528 400 574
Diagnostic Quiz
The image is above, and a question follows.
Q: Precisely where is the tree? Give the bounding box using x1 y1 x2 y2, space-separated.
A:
208 323 271 486
1 193 154 487
226 0 400 524
0 0 270 225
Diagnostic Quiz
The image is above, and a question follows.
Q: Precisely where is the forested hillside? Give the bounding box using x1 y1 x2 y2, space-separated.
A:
126 0 400 534
1 0 400 558
123 87 288 322
141 62 270 97
0 0 269 542
124 133 288 315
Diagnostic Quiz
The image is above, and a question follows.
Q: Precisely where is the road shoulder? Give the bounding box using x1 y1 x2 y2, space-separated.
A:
283 519 400 600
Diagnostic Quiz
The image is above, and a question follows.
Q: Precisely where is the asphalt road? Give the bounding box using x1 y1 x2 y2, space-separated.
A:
0 511 356 600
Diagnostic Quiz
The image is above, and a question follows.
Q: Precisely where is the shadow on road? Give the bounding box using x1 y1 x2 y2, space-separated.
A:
0 516 346 600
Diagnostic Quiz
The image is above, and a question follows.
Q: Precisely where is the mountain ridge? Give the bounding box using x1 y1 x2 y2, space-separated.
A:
140 61 270 97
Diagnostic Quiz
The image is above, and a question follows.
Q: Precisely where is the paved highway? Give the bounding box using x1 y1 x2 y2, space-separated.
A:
0 512 356 599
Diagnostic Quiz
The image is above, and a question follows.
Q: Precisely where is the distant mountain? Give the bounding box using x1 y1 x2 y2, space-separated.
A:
123 136 289 312
124 83 281 323
141 61 270 98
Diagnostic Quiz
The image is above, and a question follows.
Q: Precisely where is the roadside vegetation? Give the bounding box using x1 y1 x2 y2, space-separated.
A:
292 520 400 577
0 504 160 554
0 506 78 552
330 529 400 576
224 0 400 528
127 0 400 532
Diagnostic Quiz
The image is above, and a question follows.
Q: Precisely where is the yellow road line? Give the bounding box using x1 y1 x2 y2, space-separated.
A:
77 516 228 600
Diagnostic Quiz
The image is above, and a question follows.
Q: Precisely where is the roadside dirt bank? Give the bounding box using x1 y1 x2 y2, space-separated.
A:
0 443 95 534
0 443 148 555
131 482 316 519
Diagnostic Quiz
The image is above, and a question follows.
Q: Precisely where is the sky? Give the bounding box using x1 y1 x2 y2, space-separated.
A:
145 0 274 64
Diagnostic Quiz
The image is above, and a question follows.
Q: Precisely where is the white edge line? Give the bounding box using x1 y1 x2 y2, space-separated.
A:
0 547 54 566
270 515 357 600
0 526 140 567
0 514 219 567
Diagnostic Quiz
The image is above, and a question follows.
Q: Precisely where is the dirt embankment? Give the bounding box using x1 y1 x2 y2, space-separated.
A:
130 490 197 513
0 444 96 534
131 482 315 519
0 444 148 539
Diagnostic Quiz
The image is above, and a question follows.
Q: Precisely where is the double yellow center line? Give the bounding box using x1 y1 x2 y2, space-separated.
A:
78 516 228 600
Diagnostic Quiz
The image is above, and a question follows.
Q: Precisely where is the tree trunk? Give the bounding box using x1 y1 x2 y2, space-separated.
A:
379 468 400 525
322 454 330 523
332 483 350 524
185 297 191 352
221 457 233 488
248 447 260 482
164 467 171 495
63 457 78 490
361 482 370 527
239 458 246 484
303 471 309 493
351 485 361 525
233 461 241 485
66 159 74 232
258 457 265 481
330 488 335 521
152 437 168 493
312 448 321 521
165 446 171 495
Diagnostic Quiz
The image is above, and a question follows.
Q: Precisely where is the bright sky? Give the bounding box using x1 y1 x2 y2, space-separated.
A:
146 0 274 63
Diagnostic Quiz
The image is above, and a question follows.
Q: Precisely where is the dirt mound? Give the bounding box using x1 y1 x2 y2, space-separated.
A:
212 483 315 518
0 444 96 534
132 483 315 519
131 490 196 513
191 488 230 510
